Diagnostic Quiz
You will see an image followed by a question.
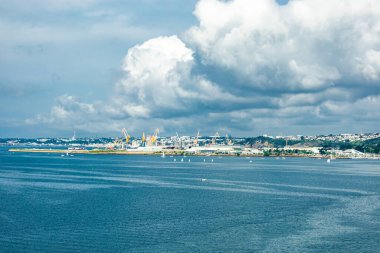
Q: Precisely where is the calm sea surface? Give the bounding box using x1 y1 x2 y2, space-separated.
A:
0 147 379 252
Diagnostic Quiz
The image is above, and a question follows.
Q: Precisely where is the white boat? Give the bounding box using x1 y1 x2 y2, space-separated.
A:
327 154 333 163
161 152 165 158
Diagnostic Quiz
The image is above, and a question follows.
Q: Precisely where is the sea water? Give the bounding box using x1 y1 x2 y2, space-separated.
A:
0 147 379 252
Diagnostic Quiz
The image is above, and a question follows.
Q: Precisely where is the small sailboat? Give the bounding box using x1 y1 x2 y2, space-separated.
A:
161 152 165 158
327 154 332 163
181 158 184 162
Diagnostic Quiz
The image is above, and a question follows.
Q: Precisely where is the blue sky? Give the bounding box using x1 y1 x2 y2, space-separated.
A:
1 0 379 137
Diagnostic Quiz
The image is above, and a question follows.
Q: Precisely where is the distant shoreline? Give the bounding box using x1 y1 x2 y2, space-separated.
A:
8 148 355 159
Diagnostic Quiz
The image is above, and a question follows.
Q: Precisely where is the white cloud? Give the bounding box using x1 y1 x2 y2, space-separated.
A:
288 60 340 90
116 35 195 114
358 50 380 80
116 35 243 116
185 0 380 90
27 0 380 135
321 95 380 119
26 95 96 125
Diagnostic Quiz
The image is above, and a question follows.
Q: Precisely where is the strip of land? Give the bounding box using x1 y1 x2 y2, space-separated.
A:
7 148 359 159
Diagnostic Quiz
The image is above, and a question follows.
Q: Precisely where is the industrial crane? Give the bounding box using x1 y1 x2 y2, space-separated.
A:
176 132 181 148
149 128 160 146
113 138 123 149
141 132 146 146
121 128 131 144
225 134 233 145
211 132 220 145
193 130 200 146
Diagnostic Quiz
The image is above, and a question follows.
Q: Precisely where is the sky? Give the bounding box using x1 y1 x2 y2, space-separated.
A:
0 0 379 138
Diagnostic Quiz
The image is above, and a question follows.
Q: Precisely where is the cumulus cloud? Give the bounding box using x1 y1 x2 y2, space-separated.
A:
117 35 195 114
186 0 380 91
26 95 96 124
358 50 380 80
28 0 380 135
115 35 245 118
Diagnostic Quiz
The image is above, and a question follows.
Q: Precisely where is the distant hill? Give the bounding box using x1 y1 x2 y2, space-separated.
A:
241 136 380 154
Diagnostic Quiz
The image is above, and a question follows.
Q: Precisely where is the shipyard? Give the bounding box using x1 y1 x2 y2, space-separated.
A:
5 129 380 159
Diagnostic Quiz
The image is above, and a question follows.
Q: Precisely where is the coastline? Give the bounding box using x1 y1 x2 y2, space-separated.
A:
8 148 352 159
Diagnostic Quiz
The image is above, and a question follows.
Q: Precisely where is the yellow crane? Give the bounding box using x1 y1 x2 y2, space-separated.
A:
141 132 146 146
121 128 131 144
193 130 200 146
149 128 160 146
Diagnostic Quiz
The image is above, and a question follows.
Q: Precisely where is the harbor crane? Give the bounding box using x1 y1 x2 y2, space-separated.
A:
193 130 200 146
175 132 181 148
149 128 160 146
121 128 131 144
211 132 220 145
113 138 123 149
225 134 233 145
141 132 146 146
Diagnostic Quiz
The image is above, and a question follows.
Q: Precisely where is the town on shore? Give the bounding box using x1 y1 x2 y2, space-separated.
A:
3 131 380 159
